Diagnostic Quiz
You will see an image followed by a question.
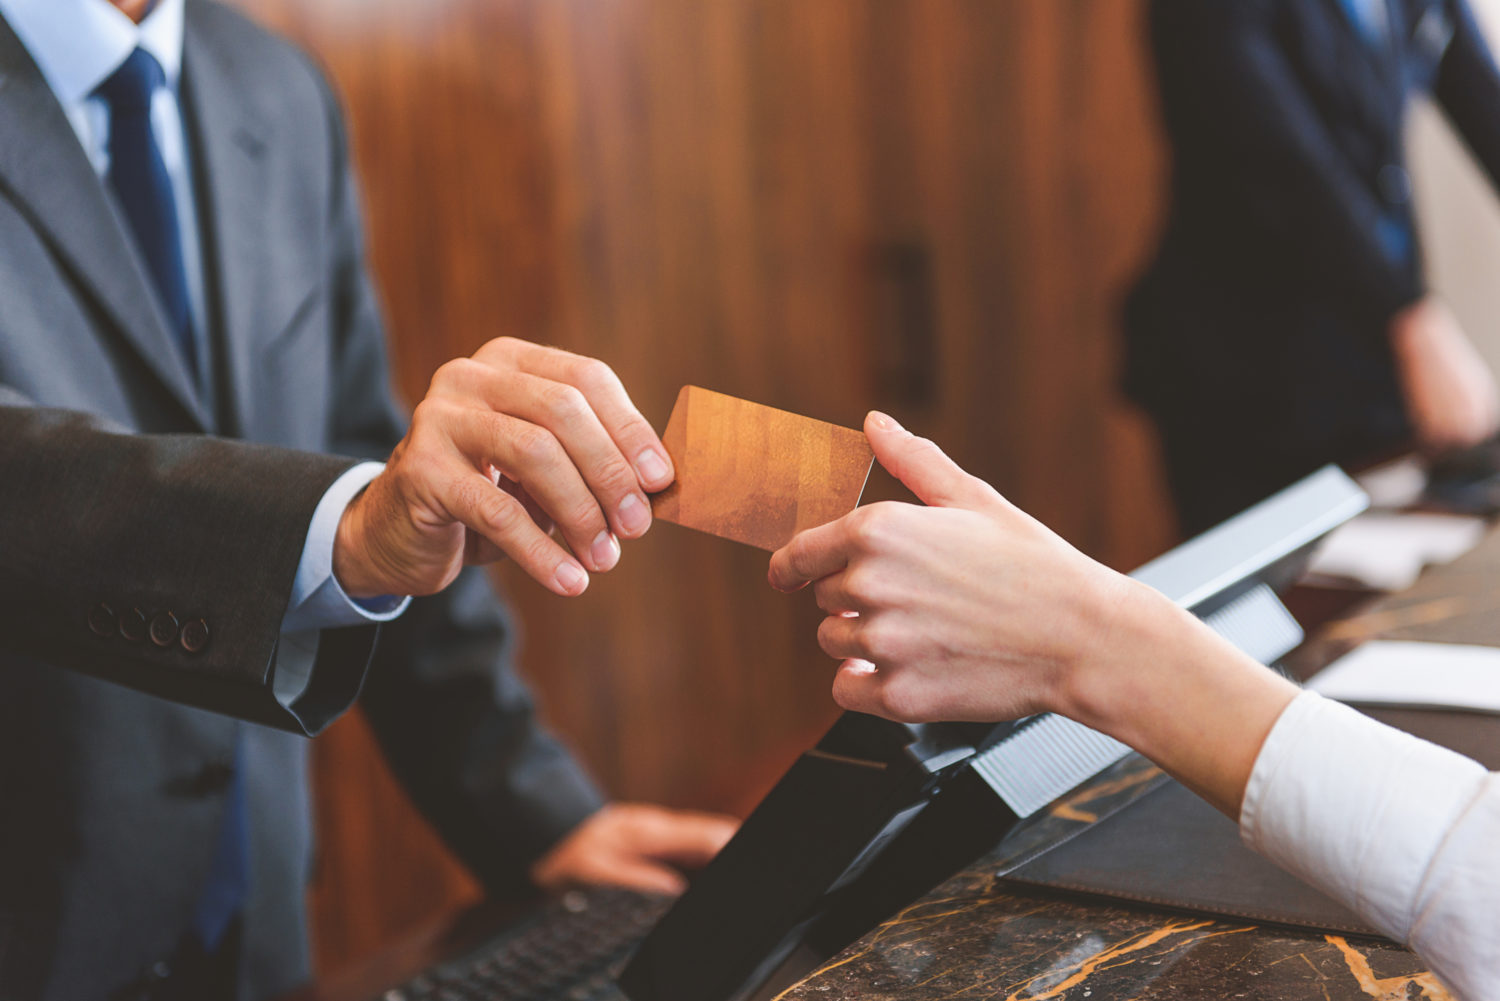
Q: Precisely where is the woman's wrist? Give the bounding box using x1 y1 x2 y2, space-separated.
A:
1052 574 1300 816
1051 574 1186 739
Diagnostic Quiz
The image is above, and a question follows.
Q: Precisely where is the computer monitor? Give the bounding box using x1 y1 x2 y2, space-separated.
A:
618 465 1369 1001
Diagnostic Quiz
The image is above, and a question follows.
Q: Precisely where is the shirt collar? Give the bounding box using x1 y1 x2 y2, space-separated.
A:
0 0 185 106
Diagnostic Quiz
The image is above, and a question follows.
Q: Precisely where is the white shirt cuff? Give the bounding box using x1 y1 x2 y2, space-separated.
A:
282 461 412 634
1239 689 1487 942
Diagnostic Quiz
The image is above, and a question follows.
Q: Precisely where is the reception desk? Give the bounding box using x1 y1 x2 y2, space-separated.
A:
291 523 1500 1001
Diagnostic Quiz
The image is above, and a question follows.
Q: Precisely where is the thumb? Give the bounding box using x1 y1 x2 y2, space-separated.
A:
865 412 1000 511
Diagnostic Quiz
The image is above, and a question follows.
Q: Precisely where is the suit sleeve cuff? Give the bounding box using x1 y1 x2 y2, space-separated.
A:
282 461 412 633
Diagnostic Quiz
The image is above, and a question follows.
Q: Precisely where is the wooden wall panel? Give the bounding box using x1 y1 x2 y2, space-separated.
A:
226 0 1174 977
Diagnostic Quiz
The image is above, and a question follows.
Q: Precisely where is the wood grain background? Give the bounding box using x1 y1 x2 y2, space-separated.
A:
222 0 1177 977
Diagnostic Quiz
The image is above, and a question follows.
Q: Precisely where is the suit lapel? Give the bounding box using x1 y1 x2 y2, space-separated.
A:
0 19 210 430
180 9 275 440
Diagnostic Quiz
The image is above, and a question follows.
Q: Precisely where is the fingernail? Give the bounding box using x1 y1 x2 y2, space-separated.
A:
554 561 589 595
635 448 672 487
617 492 651 536
869 411 891 431
590 530 621 571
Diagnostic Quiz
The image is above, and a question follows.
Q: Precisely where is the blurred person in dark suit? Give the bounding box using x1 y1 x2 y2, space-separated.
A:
0 0 734 998
1124 0 1500 534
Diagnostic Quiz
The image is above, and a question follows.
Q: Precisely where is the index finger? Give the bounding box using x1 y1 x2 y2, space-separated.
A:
478 338 675 493
768 516 855 593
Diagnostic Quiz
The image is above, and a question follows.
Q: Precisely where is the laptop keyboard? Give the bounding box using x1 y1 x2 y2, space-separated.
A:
377 888 670 1001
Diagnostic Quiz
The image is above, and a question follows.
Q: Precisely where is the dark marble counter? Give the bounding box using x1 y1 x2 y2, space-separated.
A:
781 883 1445 1000
778 757 1449 1001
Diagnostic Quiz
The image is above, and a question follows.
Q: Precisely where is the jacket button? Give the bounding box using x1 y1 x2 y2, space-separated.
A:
180 618 210 654
148 611 179 648
87 602 116 637
118 607 148 643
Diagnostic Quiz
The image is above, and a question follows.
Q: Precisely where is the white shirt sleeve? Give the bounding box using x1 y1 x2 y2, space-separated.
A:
281 461 412 633
1240 690 1500 1000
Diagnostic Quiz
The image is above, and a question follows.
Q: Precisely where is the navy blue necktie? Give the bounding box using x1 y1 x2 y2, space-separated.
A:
95 47 196 373
193 737 249 953
1340 0 1389 45
1337 0 1416 267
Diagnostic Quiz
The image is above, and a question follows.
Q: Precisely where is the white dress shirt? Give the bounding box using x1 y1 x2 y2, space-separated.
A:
0 0 409 633
1242 690 1500 1001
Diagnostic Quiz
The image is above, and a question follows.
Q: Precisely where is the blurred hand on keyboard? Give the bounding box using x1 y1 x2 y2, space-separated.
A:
529 803 738 896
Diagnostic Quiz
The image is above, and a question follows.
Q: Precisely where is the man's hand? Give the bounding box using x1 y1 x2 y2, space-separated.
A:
333 338 675 598
529 803 738 896
1391 296 1500 452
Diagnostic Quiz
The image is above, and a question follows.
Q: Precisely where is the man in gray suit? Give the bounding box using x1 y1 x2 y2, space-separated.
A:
0 0 735 998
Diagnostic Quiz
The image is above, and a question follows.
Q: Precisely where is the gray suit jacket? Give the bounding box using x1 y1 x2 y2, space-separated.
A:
0 5 602 999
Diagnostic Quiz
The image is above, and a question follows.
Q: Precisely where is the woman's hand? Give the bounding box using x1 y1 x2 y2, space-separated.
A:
768 412 1140 724
769 412 1299 818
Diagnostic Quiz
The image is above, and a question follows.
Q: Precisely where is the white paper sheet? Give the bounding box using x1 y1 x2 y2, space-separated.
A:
1354 455 1429 510
1308 640 1500 715
1305 513 1485 591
